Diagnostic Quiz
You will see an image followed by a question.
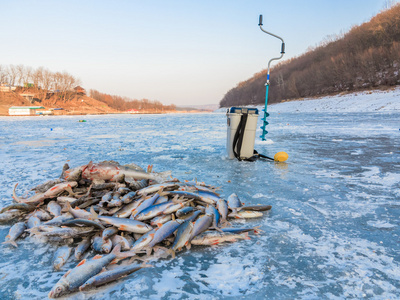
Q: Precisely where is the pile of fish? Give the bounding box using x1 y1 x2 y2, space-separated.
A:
0 160 271 298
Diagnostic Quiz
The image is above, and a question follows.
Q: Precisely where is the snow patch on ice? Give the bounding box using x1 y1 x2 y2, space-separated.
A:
367 220 396 229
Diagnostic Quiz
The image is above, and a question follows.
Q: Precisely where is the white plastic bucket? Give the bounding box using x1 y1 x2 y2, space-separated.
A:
226 107 259 159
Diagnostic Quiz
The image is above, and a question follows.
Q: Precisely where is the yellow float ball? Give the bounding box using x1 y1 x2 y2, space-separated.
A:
274 152 289 162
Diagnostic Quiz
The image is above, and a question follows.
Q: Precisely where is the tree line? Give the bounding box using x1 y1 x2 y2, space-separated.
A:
0 64 176 111
89 89 176 112
220 3 400 108
0 64 81 102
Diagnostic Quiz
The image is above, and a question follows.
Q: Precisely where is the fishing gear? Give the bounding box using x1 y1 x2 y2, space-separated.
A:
226 107 288 162
225 15 288 163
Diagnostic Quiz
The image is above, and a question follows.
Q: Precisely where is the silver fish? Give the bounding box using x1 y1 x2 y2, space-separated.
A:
190 231 251 246
131 193 160 218
98 216 153 234
171 220 194 254
13 181 78 205
102 226 119 240
3 222 26 247
121 191 137 204
92 233 112 254
127 179 149 191
29 225 95 239
79 263 148 291
134 201 174 221
33 209 52 221
0 203 35 214
53 245 72 271
238 205 272 212
228 210 264 219
99 191 113 207
176 206 195 218
57 196 79 203
44 215 74 226
150 214 172 227
180 210 202 223
189 213 213 241
62 164 83 181
162 201 191 215
0 210 24 224
217 199 229 225
62 219 105 231
48 245 134 298
113 199 143 218
27 215 42 229
221 227 260 234
147 219 184 249
75 238 91 260
165 191 215 205
66 202 93 219
206 205 220 228
135 182 179 196
47 201 62 217
131 229 156 252
227 193 243 212
110 234 131 251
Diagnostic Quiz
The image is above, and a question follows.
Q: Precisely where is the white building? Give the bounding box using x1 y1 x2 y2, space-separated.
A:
0 85 17 92
8 106 45 116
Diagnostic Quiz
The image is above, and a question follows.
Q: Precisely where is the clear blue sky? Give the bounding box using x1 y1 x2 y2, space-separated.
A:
0 0 394 106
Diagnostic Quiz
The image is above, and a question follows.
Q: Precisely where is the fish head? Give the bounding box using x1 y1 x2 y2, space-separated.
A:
63 167 82 181
78 280 93 292
48 281 68 298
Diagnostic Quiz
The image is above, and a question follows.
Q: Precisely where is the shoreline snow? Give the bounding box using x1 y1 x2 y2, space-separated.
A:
217 87 400 113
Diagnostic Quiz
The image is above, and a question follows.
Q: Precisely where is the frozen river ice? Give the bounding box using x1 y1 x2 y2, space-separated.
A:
0 105 399 299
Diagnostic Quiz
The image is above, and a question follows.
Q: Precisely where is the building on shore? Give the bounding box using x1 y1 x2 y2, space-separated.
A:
8 106 45 116
0 84 17 92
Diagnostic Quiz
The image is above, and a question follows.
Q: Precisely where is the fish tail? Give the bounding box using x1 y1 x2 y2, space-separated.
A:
185 241 192 250
113 244 138 259
90 206 99 220
12 183 25 203
253 226 263 234
65 201 73 213
3 240 18 247
153 171 172 183
170 249 176 259
220 219 231 227
243 232 251 240
145 247 152 257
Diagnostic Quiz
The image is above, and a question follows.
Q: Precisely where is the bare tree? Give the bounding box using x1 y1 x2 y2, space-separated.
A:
0 65 9 84
8 65 17 86
31 67 44 89
22 66 33 86
15 64 26 86
383 0 397 10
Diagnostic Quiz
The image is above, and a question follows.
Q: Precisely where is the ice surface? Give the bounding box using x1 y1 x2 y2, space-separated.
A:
0 89 399 299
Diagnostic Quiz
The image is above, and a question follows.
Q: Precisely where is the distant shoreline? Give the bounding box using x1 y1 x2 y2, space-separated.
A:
217 86 400 113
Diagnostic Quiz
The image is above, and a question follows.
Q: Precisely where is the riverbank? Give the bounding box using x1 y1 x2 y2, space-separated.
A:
217 86 400 113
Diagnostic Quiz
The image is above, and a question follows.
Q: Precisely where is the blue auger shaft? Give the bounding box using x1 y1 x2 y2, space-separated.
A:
260 81 270 141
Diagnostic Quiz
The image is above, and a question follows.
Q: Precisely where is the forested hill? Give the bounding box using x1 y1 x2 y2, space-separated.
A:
219 4 400 108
